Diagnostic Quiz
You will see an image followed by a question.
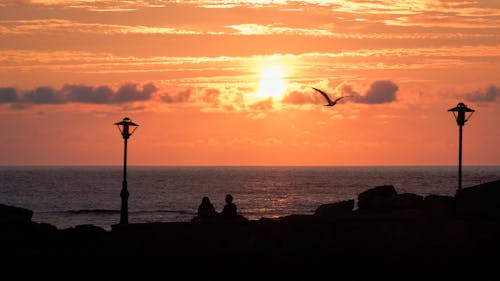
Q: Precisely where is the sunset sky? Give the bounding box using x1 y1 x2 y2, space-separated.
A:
1 0 499 166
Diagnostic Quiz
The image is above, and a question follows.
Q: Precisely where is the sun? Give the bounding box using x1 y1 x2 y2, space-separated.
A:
255 66 287 100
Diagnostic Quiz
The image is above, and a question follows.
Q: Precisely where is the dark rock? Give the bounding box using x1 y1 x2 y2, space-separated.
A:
357 185 397 211
222 214 249 223
76 223 106 233
33 222 59 235
0 203 33 224
3 181 500 276
64 224 107 235
423 194 456 219
314 199 354 218
393 193 424 210
276 214 315 222
455 179 500 219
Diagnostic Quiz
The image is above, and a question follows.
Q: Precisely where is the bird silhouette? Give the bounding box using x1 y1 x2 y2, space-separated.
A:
312 87 347 107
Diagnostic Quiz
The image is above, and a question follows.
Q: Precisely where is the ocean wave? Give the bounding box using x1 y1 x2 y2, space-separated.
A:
61 209 193 215
66 209 120 214
133 209 193 215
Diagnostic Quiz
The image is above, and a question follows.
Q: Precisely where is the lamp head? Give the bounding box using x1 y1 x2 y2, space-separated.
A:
448 102 475 126
115 117 139 139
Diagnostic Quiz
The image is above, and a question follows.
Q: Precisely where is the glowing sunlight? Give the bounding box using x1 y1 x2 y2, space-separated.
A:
255 66 287 100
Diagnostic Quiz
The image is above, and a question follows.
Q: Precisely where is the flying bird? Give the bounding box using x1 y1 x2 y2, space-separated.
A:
312 87 347 107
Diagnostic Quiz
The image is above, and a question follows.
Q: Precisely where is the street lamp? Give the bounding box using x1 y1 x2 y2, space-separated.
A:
448 102 474 190
115 117 139 225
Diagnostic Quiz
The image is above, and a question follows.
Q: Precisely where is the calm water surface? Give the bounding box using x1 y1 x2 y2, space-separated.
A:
0 166 498 230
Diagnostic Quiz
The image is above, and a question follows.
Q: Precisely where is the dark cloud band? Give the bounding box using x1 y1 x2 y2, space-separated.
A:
342 80 399 104
465 85 498 102
0 82 159 108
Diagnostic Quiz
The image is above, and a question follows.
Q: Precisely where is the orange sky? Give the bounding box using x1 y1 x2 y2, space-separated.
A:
0 0 499 166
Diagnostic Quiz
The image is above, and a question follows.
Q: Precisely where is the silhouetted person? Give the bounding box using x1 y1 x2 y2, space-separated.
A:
195 196 217 222
221 194 238 220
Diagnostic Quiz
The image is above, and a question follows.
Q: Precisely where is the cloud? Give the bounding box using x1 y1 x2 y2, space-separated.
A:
121 105 147 112
340 84 360 98
115 83 157 103
1 82 160 109
227 24 333 36
0 87 19 103
0 19 212 35
465 85 499 102
282 80 399 106
23 87 64 104
202 88 221 104
161 88 192 103
282 90 316 105
247 112 267 120
343 80 399 104
62 84 114 104
249 98 274 111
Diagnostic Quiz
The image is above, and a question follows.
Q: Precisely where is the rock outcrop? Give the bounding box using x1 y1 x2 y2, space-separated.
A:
456 179 500 219
0 203 33 224
2 179 500 277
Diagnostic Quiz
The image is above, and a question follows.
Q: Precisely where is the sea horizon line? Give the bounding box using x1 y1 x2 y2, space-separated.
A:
0 164 499 168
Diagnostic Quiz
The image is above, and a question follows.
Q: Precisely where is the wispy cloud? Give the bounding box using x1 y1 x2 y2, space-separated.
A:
227 23 334 36
2 18 498 38
19 0 497 18
0 19 220 35
3 0 167 10
385 14 500 28
2 45 499 75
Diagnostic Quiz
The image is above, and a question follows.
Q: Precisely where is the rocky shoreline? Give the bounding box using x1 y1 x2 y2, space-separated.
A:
2 179 500 276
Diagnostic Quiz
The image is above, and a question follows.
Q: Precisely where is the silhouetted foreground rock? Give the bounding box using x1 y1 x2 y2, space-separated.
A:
2 180 500 277
313 199 354 218
456 179 500 219
0 203 33 223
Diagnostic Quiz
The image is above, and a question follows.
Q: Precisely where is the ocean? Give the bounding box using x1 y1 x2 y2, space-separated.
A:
0 166 498 230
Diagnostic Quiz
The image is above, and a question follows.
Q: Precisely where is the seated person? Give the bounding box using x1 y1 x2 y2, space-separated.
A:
195 196 217 222
221 194 237 220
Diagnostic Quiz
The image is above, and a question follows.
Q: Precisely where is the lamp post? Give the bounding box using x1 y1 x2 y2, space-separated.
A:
115 117 139 225
448 102 474 190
